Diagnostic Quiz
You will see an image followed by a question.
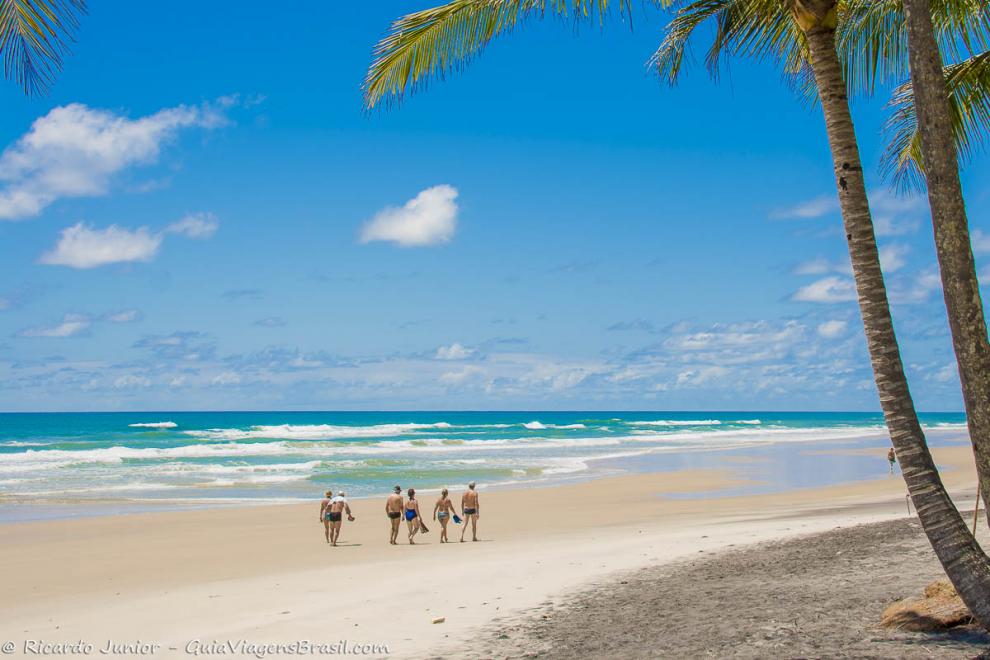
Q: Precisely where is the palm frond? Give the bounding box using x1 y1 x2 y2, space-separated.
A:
881 49 990 191
0 0 86 96
838 0 990 95
364 0 633 109
650 0 807 88
650 0 729 85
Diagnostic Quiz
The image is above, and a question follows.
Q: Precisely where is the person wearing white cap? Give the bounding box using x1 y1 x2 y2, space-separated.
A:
326 491 355 547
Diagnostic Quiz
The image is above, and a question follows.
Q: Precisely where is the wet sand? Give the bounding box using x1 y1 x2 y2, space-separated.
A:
0 444 980 658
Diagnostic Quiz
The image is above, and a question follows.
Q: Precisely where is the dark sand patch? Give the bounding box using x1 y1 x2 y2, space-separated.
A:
467 517 990 659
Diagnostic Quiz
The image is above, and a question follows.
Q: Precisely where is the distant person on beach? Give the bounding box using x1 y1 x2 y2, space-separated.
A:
319 490 335 544
405 488 423 544
433 488 456 543
327 491 355 547
888 447 897 474
460 481 480 543
385 485 404 545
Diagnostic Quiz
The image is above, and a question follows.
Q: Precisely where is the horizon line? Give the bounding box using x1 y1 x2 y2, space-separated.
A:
0 409 967 415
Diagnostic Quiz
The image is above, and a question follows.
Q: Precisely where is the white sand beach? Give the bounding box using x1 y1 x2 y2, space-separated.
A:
0 444 980 658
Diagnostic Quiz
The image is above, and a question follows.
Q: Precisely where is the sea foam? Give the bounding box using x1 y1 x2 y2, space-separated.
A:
628 419 723 427
185 422 453 441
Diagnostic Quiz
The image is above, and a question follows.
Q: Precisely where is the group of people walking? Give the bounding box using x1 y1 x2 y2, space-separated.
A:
319 481 481 546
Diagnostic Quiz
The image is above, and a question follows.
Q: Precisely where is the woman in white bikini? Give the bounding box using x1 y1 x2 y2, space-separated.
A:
404 488 423 544
433 488 456 543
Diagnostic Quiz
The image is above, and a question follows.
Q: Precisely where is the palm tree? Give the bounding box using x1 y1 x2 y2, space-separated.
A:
839 0 990 524
836 1 990 190
0 0 86 96
363 0 990 626
899 0 990 526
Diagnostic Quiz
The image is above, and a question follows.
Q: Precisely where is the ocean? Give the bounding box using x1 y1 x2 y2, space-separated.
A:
0 411 970 520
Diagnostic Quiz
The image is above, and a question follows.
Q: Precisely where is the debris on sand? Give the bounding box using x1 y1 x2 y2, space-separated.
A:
881 580 973 632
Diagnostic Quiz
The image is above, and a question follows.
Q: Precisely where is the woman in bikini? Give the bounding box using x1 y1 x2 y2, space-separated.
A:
405 487 423 544
433 488 456 543
318 490 334 544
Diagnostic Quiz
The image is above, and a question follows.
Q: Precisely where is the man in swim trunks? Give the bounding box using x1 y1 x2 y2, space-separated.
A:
327 491 355 547
460 481 480 543
385 485 404 545
319 490 335 544
887 447 897 474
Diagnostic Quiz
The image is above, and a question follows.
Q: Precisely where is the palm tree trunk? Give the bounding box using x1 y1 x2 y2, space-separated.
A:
901 0 990 526
801 17 990 629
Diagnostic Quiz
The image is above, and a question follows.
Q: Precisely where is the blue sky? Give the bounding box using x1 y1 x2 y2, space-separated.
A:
1 2 988 412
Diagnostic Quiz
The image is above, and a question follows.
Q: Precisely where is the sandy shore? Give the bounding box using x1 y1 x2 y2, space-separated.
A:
475 517 990 658
0 444 981 658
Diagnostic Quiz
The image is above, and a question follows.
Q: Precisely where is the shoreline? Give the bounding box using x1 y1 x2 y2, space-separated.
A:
0 426 971 524
0 443 980 658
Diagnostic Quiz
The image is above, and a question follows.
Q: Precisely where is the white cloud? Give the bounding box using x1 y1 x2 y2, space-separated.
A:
874 215 920 237
435 342 474 360
934 362 958 383
103 309 142 323
792 276 857 303
39 223 163 269
516 360 602 391
440 365 486 385
212 372 242 386
18 313 90 337
40 212 219 269
793 256 851 277
870 190 923 237
817 320 848 338
665 321 804 352
0 314 886 409
0 102 228 221
114 375 152 389
794 258 831 275
878 244 909 273
675 366 730 388
972 229 990 254
166 212 219 239
360 184 459 247
891 269 943 304
770 195 837 220
869 189 923 214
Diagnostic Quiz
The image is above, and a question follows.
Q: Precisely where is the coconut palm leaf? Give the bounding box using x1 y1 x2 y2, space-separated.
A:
838 0 990 95
365 0 990 193
363 0 635 109
882 49 990 191
835 0 990 190
0 0 86 96
650 0 807 88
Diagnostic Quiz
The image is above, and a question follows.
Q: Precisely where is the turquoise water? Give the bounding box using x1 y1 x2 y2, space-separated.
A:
0 412 968 515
